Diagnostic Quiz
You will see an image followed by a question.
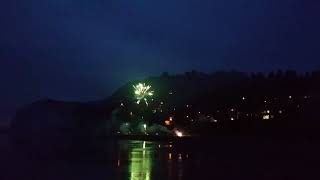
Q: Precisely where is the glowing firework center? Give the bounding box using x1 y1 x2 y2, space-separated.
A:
133 83 154 106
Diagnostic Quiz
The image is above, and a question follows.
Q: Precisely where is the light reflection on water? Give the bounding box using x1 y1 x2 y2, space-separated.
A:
0 134 315 180
129 141 152 180
115 140 188 180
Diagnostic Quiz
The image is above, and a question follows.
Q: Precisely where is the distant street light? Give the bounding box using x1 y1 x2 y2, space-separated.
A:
143 124 147 134
175 130 183 137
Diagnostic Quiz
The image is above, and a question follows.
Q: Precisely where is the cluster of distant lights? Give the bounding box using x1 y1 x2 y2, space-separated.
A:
123 84 310 135
184 104 300 122
132 94 304 120
241 95 311 100
131 83 306 113
119 118 184 137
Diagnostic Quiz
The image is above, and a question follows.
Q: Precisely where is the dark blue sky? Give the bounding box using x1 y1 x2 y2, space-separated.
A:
1 0 320 123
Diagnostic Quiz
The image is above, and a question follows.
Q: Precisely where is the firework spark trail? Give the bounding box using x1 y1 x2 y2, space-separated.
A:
133 83 154 106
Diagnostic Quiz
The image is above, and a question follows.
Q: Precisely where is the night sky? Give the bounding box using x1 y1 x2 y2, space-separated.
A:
1 0 320 124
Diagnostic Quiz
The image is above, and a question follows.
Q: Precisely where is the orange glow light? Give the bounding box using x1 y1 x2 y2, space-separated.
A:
165 120 171 126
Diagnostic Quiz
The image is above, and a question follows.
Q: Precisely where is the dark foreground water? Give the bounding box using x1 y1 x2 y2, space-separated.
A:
1 134 320 180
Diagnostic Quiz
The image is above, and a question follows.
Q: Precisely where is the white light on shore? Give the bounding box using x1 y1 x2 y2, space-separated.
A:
175 130 183 137
263 115 270 120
